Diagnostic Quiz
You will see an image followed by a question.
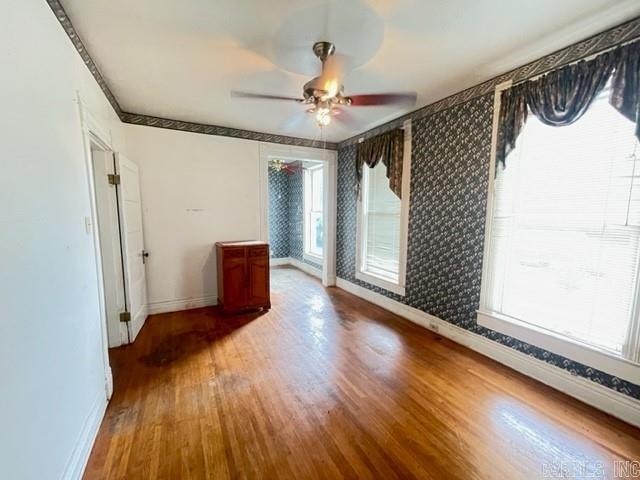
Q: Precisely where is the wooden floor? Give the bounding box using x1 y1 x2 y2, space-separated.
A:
85 267 640 479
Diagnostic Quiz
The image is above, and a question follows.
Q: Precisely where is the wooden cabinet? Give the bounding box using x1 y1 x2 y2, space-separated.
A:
216 241 270 313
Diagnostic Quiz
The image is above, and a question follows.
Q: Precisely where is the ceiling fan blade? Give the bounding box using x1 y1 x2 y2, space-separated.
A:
231 91 304 102
347 92 417 106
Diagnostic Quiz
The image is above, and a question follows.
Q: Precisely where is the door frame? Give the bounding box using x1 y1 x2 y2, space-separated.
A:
258 143 337 286
77 95 116 399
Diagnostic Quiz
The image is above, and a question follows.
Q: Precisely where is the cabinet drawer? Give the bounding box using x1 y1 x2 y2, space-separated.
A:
248 246 268 257
223 247 246 259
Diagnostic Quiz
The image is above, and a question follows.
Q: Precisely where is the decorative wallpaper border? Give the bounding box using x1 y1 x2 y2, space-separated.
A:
43 2 640 150
45 0 337 150
120 113 337 149
339 15 640 147
46 0 123 117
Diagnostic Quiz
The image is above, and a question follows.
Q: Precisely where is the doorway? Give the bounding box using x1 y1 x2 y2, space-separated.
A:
79 99 149 379
267 159 325 274
87 143 149 349
260 144 337 286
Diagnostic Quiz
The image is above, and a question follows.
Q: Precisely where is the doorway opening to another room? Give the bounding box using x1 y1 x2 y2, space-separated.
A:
87 143 149 349
260 144 337 287
79 100 149 402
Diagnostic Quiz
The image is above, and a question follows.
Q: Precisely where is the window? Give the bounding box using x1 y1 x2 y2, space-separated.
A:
480 86 640 373
304 165 323 260
361 163 402 280
356 122 411 295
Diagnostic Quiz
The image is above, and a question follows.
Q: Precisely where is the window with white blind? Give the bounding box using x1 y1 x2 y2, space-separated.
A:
356 122 411 295
304 165 324 260
360 162 402 279
479 86 640 378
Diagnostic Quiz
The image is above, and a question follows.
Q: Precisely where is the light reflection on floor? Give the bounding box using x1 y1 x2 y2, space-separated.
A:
361 322 403 356
306 294 325 313
308 314 326 347
491 399 609 479
266 266 636 479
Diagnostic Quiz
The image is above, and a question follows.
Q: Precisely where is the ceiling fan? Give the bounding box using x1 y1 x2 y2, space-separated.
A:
231 41 417 127
269 158 301 175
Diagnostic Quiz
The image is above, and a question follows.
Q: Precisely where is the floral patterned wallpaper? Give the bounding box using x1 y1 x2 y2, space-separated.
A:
268 166 323 270
336 93 640 400
268 169 289 259
287 168 304 262
288 169 323 270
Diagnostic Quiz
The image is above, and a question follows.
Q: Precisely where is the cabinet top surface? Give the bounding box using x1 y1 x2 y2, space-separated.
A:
216 240 268 248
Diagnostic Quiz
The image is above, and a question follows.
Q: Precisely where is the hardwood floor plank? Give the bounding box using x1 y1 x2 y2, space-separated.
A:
84 266 640 479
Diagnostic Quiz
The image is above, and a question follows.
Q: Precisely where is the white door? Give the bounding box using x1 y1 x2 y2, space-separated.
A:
91 148 128 347
116 153 148 341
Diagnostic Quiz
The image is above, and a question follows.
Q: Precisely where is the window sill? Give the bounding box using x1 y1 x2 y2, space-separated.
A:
356 270 405 296
477 310 640 385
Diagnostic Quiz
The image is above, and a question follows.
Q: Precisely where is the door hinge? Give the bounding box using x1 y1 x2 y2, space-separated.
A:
119 311 131 322
108 174 121 185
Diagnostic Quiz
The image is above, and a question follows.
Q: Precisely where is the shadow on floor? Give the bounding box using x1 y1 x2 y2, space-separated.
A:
139 307 267 368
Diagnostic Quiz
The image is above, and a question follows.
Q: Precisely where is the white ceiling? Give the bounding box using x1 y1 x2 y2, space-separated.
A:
61 0 640 142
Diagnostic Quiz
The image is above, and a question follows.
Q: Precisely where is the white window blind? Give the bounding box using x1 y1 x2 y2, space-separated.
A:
485 86 640 358
304 166 323 259
361 162 401 282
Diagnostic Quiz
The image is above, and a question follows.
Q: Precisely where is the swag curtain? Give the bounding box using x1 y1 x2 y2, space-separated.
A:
356 128 404 199
496 39 640 168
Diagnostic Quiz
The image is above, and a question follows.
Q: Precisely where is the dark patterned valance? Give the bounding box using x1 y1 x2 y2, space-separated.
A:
356 129 404 199
497 39 640 168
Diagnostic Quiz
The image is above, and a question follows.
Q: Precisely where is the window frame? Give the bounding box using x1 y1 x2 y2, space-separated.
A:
355 120 412 296
477 81 640 385
303 164 324 262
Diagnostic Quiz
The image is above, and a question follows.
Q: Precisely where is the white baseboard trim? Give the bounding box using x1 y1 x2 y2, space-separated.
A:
270 257 323 279
105 366 113 399
288 257 322 279
147 294 218 315
336 278 640 427
61 391 108 480
270 257 290 266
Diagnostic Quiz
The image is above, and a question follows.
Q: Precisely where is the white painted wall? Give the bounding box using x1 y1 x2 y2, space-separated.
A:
0 1 126 478
125 125 264 313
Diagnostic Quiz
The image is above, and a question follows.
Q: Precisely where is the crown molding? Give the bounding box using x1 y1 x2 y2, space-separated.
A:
46 1 639 151
45 0 337 150
338 15 640 148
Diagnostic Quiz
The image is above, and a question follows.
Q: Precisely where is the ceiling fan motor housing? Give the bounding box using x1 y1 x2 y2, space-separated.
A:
312 41 335 62
303 77 346 102
302 41 352 110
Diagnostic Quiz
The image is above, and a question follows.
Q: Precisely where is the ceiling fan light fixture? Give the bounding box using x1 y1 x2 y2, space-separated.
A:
231 41 417 131
270 158 286 171
316 107 331 126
